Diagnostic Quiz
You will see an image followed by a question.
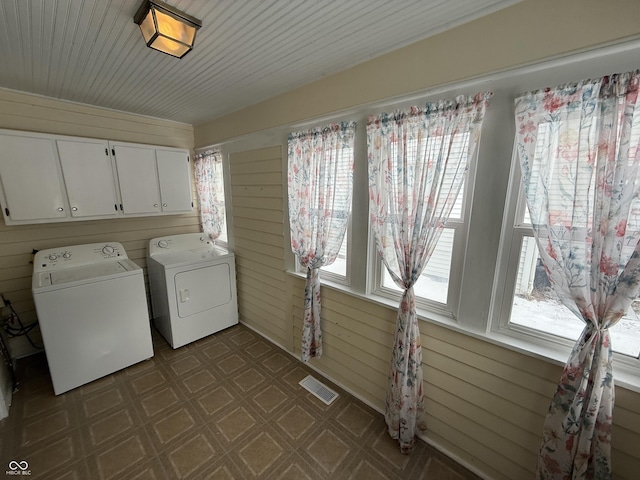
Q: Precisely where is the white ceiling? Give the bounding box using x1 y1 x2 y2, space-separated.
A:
0 0 519 126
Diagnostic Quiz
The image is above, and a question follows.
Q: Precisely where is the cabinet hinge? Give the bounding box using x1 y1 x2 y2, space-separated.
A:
4 207 9 217
191 201 193 207
114 204 118 212
120 204 123 211
112 148 116 156
105 148 108 156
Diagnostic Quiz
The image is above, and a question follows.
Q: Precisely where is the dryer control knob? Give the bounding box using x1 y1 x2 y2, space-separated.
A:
102 245 115 255
158 240 169 248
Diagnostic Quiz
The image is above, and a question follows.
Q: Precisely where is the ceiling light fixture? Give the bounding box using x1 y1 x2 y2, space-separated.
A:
134 0 202 59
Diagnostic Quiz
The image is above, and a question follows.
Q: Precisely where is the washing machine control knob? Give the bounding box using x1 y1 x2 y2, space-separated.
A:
158 240 169 248
102 245 115 255
48 254 58 261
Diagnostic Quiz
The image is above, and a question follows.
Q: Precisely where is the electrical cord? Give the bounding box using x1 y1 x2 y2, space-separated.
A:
0 294 43 350
0 327 16 392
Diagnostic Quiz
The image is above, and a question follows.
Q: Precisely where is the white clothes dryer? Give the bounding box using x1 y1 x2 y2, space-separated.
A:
147 233 239 349
32 242 153 395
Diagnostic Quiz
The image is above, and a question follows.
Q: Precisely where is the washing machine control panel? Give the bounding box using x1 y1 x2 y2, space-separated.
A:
34 243 127 272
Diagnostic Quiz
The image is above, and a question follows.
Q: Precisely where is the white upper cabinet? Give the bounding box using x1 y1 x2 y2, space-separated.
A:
111 142 192 216
0 131 68 222
56 138 119 218
0 129 193 226
111 143 162 215
156 149 192 212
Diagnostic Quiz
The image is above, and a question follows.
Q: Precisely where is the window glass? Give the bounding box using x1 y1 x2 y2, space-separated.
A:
381 228 454 304
194 151 228 245
321 227 347 277
509 105 640 358
510 236 640 357
319 145 353 279
212 161 228 244
375 128 469 306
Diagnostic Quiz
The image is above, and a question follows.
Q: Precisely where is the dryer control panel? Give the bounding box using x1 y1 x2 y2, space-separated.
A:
34 242 128 272
149 233 217 256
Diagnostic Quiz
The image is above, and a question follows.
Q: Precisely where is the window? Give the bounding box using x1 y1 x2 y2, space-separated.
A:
193 150 228 245
367 106 481 316
318 143 354 282
288 122 355 282
212 160 228 244
495 87 640 360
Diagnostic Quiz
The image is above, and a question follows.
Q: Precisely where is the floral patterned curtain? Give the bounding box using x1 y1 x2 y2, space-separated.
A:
194 150 226 240
514 70 640 479
367 93 491 453
288 122 356 362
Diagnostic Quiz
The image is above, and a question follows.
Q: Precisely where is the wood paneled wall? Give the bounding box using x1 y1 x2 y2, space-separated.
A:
0 89 198 357
228 146 289 348
287 275 640 479
225 139 640 479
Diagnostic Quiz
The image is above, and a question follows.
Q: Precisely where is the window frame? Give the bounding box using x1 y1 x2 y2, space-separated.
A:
492 142 640 369
358 103 482 319
287 123 356 286
317 217 352 285
368 152 476 318
193 149 230 249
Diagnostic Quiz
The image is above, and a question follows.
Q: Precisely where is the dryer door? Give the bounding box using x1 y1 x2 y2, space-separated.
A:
174 263 232 318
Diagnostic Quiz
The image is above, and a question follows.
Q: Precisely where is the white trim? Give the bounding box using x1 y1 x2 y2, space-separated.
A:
418 433 493 480
286 269 640 393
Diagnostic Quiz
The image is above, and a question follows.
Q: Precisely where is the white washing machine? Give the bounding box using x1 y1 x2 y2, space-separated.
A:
147 233 239 349
32 242 153 395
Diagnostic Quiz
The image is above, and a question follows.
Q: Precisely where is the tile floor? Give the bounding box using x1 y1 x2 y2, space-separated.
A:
0 324 480 479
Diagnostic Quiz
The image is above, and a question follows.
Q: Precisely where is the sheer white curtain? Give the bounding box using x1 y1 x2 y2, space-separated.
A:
194 150 226 241
288 122 356 361
514 70 640 479
367 94 491 452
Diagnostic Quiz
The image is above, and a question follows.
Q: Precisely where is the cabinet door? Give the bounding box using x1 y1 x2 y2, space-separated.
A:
56 139 119 218
112 144 161 215
0 133 67 221
156 149 192 212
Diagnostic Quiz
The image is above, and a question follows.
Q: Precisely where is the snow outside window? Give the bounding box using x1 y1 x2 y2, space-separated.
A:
501 121 640 359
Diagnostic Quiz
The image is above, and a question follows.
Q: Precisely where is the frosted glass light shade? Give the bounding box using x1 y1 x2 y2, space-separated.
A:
134 0 202 59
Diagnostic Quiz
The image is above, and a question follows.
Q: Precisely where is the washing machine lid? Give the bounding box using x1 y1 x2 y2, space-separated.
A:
50 262 129 285
33 259 141 291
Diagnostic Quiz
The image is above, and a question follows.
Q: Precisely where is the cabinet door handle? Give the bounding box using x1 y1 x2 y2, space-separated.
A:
72 207 78 211
154 204 159 207
162 203 167 207
57 207 64 212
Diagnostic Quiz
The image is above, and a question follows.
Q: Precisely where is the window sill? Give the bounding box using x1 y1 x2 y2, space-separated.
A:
286 269 640 394
483 329 640 393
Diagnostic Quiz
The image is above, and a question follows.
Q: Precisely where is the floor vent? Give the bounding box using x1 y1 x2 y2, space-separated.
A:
299 375 339 405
